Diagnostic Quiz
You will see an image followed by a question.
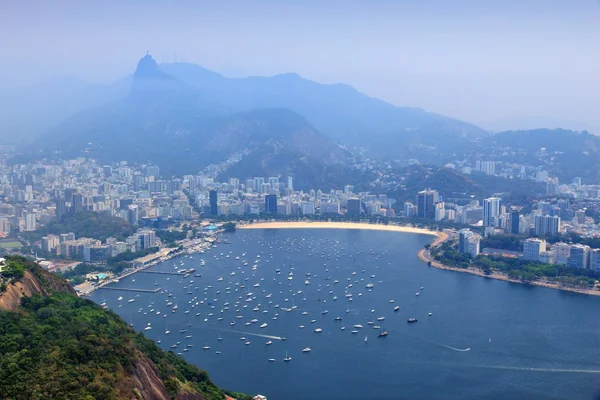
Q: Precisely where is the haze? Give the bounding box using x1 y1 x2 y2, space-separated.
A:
1 0 599 132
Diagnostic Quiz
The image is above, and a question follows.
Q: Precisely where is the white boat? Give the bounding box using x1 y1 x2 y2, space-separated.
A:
117 296 123 301
302 347 311 353
260 323 268 328
415 292 420 296
377 317 385 321
364 336 368 343
268 358 276 362
128 299 135 303
353 324 363 329
314 328 323 333
144 326 152 331
283 351 292 362
265 341 273 345
202 345 210 350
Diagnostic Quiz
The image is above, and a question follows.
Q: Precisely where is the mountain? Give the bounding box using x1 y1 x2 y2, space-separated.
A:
159 63 488 156
0 256 252 400
32 55 355 188
491 129 600 183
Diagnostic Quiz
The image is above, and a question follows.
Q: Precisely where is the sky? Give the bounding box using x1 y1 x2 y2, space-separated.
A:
1 0 599 131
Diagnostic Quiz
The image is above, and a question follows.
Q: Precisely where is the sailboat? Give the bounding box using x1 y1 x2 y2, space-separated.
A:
217 333 223 341
283 351 292 362
364 335 368 343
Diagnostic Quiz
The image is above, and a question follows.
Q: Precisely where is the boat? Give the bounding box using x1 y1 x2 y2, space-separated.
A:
378 327 388 337
314 328 323 333
117 296 123 301
351 330 358 334
377 317 385 321
415 292 420 296
265 341 273 345
128 298 135 303
268 358 276 362
260 323 268 328
144 326 152 331
302 347 311 353
202 345 210 350
407 318 418 323
283 351 292 362
321 310 328 315
428 312 432 316
334 316 342 321
364 335 368 343
353 324 363 329
394 305 400 312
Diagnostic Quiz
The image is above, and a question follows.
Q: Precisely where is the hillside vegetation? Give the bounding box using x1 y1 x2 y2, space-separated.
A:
0 256 251 400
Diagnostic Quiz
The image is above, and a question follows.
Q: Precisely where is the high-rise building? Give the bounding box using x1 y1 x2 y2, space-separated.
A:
553 242 571 265
268 177 279 192
56 197 67 221
568 244 590 269
71 193 84 214
403 202 417 217
24 212 36 231
347 198 362 215
265 194 278 213
209 190 218 215
417 189 439 219
146 165 160 178
41 234 60 253
482 197 501 227
510 208 520 235
523 238 546 261
287 176 293 191
534 215 561 236
434 202 445 221
458 228 480 257
589 249 600 271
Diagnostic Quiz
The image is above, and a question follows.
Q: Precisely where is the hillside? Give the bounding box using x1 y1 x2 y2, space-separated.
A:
32 56 355 187
23 211 135 242
0 256 251 400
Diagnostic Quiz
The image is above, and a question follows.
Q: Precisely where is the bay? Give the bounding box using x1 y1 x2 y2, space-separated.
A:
91 228 600 400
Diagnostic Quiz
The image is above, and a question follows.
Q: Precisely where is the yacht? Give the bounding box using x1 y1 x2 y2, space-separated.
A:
283 351 292 362
353 324 363 329
265 341 273 345
314 328 323 333
260 323 268 328
302 347 311 353
394 305 400 312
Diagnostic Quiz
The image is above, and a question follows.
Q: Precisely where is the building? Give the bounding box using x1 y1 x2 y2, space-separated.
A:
458 228 481 257
553 242 571 265
403 202 417 217
434 202 445 221
347 198 361 215
209 190 218 216
475 160 496 175
534 215 561 236
24 211 36 231
265 194 278 214
590 249 600 271
482 197 501 227
417 189 439 219
568 244 590 269
523 238 546 261
41 234 60 253
83 244 111 262
510 208 520 235
71 193 84 214
138 230 157 249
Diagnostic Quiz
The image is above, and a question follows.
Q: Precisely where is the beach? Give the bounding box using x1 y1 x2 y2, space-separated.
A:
239 221 443 237
239 221 600 297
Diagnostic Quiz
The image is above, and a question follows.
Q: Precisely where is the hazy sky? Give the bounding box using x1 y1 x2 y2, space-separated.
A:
1 0 599 131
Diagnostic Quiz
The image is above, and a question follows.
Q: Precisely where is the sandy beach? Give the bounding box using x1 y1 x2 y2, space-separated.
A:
239 221 443 237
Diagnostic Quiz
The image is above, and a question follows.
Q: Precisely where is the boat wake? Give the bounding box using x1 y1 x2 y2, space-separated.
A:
220 329 284 340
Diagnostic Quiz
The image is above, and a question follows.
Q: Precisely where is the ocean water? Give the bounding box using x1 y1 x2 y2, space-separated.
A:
91 229 600 400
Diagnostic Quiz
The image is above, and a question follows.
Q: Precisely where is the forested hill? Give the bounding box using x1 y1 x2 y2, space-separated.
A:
0 256 251 400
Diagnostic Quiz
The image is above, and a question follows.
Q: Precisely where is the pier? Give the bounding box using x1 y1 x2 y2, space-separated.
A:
138 271 183 276
98 287 161 293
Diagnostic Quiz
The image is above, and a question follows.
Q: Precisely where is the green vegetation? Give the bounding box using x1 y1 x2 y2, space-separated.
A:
480 235 523 251
0 293 251 400
0 256 26 282
223 222 236 232
23 211 135 242
0 240 23 249
0 259 252 400
431 242 599 288
156 228 188 244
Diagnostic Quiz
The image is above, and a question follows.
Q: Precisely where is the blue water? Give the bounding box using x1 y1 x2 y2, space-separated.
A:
91 229 600 400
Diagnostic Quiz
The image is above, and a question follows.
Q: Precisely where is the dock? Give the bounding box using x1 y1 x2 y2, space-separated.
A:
98 287 161 293
138 271 183 276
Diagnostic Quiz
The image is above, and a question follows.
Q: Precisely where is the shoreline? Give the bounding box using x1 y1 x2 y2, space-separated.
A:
238 221 600 297
238 221 443 238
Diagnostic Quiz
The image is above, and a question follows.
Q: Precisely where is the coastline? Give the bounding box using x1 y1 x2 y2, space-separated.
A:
238 221 600 297
238 221 443 238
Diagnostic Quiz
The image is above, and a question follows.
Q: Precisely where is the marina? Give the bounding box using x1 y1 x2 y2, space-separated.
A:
91 228 600 400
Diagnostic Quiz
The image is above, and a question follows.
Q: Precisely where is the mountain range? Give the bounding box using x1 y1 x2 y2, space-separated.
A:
7 54 598 184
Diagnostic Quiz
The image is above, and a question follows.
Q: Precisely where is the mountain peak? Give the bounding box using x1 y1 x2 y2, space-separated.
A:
134 53 165 79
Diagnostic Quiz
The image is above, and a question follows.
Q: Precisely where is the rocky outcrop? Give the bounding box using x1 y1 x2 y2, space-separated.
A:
0 268 75 311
